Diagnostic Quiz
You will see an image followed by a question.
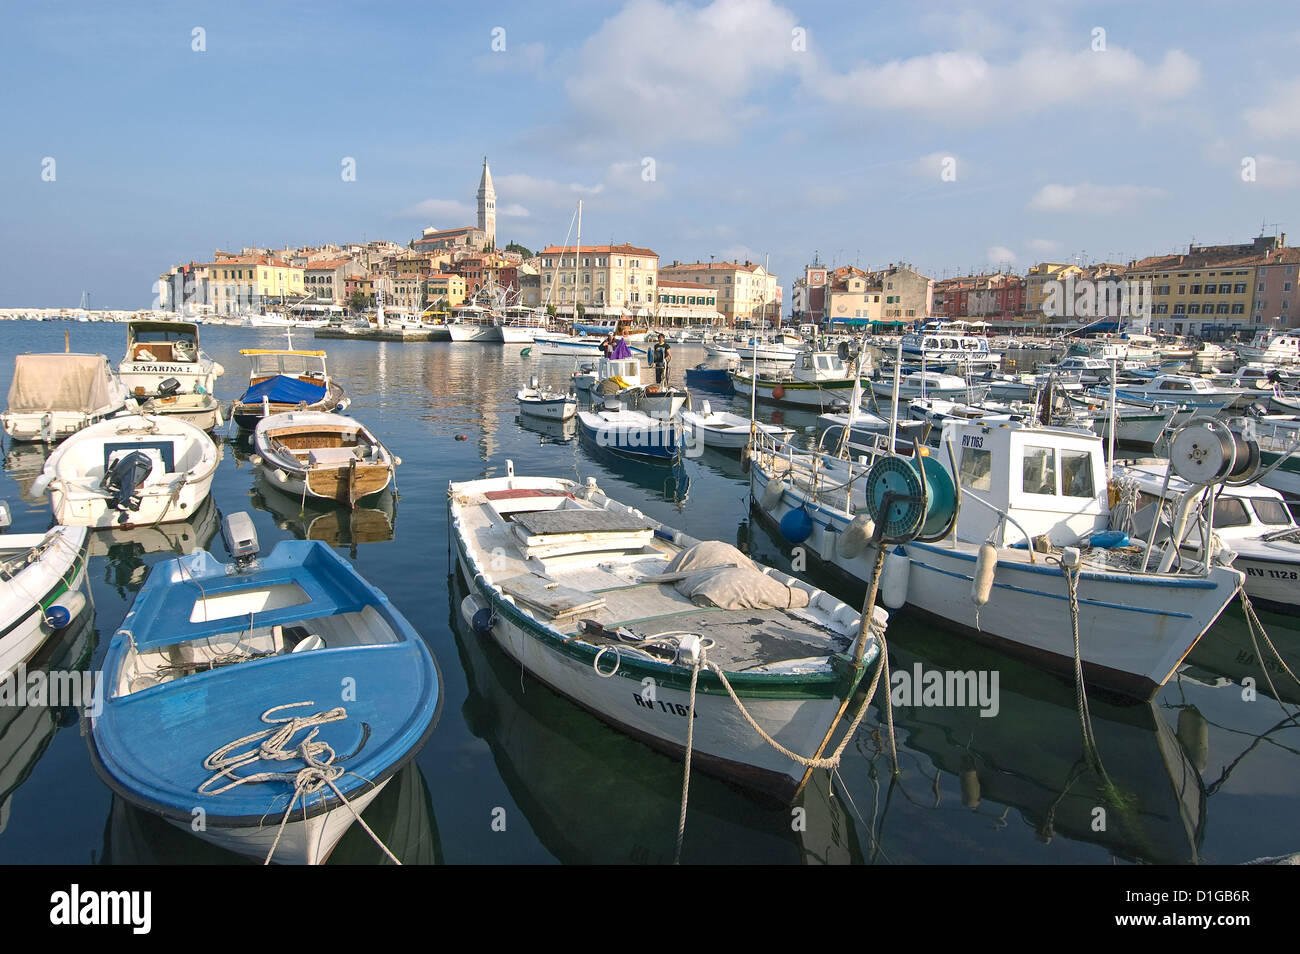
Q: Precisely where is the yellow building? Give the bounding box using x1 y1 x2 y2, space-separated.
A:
1025 263 1082 320
538 243 660 319
207 253 304 312
1125 236 1283 336
657 260 780 326
425 273 467 310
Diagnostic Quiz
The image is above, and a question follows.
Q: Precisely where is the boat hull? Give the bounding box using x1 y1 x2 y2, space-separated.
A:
0 527 90 677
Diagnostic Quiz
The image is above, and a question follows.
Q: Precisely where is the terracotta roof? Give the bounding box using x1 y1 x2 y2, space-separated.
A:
1259 248 1300 267
661 261 762 272
658 281 719 290
304 259 351 270
1127 248 1271 273
538 244 658 257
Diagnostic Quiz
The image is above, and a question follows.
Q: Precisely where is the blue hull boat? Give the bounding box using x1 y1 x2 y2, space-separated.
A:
87 533 441 864
577 408 682 459
684 364 735 394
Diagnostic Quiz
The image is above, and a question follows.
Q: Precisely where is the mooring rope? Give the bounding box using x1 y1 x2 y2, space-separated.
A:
1239 586 1300 718
1060 562 1109 782
199 702 399 865
674 655 703 865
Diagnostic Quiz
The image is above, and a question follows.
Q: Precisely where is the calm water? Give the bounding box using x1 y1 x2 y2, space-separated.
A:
0 321 1296 865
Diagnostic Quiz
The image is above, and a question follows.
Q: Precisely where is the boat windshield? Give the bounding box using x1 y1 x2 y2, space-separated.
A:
1251 498 1294 526
244 352 326 377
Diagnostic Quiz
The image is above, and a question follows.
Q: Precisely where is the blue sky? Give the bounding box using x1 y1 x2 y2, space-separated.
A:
2 0 1298 309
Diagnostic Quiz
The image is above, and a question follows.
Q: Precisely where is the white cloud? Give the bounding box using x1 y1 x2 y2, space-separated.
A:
563 0 802 147
987 245 1016 264
1244 79 1300 138
475 41 547 73
396 198 473 222
808 46 1199 121
1252 154 1300 188
1026 238 1063 255
1027 183 1166 215
497 172 606 207
499 203 531 218
719 245 763 263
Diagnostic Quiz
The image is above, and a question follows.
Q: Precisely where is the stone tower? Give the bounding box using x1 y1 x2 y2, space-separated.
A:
476 157 496 250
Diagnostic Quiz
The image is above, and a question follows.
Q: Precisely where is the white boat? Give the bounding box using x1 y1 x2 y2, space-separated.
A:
731 351 873 408
0 525 90 677
494 307 547 343
1237 328 1300 366
516 384 577 421
32 415 219 528
731 333 802 364
1238 414 1300 501
2 353 132 443
1112 374 1250 413
446 305 497 342
118 320 223 399
901 326 1001 370
870 371 982 402
1119 460 1300 614
680 401 793 450
747 420 1245 699
448 466 886 802
135 391 223 431
252 411 397 509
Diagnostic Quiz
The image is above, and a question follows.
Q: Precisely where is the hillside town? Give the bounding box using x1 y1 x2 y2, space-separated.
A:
140 157 1298 341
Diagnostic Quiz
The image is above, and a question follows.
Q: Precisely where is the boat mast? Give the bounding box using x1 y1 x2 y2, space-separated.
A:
574 200 582 328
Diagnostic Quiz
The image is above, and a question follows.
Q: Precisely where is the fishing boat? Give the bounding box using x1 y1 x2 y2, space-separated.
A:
1111 374 1249 414
2 353 132 443
447 465 886 802
731 333 802 364
86 516 442 865
747 419 1246 699
870 370 982 402
900 326 1001 370
516 381 577 421
118 320 223 400
577 405 684 459
684 362 736 394
680 400 793 450
0 524 90 677
1239 414 1300 501
731 350 872 408
1237 328 1300 366
494 306 547 343
231 349 349 430
446 305 499 342
251 411 398 509
32 415 220 528
1117 459 1300 614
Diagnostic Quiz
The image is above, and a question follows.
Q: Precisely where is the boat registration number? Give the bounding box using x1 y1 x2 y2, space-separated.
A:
632 694 697 718
961 434 984 448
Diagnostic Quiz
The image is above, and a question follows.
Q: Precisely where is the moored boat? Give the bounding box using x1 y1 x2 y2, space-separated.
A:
231 349 349 430
680 401 793 450
87 518 441 864
448 467 886 802
252 411 397 509
0 525 90 677
2 353 132 443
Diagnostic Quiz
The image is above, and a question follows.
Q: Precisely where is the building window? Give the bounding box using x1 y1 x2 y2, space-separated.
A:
1232 303 1244 314
1203 283 1216 294
1234 283 1247 294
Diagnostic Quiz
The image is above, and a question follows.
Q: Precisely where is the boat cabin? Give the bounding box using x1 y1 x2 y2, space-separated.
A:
597 356 641 388
124 321 200 364
795 351 851 382
941 420 1108 547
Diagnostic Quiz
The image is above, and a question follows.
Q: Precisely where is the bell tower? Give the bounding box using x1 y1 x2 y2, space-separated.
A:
476 157 496 249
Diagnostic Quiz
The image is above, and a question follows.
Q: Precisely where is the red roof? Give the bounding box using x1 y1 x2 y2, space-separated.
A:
538 243 658 257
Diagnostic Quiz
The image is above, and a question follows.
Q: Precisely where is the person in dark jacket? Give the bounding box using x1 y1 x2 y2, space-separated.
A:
652 334 671 385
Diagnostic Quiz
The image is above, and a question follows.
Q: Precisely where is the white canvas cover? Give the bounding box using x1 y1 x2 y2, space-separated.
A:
7 354 115 414
664 540 810 610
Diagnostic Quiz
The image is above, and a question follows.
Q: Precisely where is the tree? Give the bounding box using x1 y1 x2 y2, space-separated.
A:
505 241 533 258
348 289 369 314
576 302 586 320
546 304 557 318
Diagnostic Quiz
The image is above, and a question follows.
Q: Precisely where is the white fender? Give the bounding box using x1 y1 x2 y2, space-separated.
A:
273 468 288 484
971 542 997 607
837 512 875 559
880 547 910 609
818 523 836 561
760 474 786 512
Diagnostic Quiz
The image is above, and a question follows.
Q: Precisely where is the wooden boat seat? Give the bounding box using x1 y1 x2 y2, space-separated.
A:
513 509 655 538
308 446 363 466
498 572 606 622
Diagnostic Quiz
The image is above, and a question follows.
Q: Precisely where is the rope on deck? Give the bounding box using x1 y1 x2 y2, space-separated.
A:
199 701 400 865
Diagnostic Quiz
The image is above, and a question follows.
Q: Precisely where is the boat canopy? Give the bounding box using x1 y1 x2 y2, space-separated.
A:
7 353 115 413
240 350 327 377
242 376 326 405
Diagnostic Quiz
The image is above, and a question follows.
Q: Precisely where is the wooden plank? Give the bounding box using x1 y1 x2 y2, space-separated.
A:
498 573 606 619
514 509 655 537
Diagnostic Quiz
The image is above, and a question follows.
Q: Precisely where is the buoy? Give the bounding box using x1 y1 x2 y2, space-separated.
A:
45 604 71 629
455 434 468 441
760 475 786 511
818 524 836 561
471 606 496 636
779 506 813 544
836 513 875 559
880 547 910 609
772 384 786 400
971 542 997 607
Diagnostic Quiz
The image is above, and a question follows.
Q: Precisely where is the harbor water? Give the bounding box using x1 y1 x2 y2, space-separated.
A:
1 321 1297 865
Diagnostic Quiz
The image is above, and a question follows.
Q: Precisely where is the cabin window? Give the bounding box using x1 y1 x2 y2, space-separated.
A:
1060 450 1095 498
1021 446 1057 495
959 447 992 491
1251 498 1293 526
1158 380 1191 390
1211 497 1251 529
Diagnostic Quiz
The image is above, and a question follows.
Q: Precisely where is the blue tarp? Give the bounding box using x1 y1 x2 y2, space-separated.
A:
240 375 326 406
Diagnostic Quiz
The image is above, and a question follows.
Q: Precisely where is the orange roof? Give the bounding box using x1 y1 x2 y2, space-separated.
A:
304 259 351 270
661 260 762 272
538 243 658 257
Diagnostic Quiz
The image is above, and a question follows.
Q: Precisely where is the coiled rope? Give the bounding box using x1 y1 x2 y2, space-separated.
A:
199 701 399 865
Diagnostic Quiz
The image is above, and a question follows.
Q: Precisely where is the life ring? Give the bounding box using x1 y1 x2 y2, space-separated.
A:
772 385 786 400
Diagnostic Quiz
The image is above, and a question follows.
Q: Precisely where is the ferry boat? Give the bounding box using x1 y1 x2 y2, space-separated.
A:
901 324 1001 370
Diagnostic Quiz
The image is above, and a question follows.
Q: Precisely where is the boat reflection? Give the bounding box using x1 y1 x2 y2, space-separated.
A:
3 441 52 502
514 412 576 445
1183 604 1300 706
95 496 221 598
450 569 858 864
0 603 96 836
249 473 396 551
98 762 440 865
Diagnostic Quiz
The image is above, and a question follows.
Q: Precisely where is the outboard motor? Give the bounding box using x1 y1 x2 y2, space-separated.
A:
156 377 182 399
100 451 154 514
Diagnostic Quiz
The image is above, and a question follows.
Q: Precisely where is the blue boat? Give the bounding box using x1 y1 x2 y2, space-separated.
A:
684 363 735 394
87 517 441 864
577 407 683 459
231 349 351 430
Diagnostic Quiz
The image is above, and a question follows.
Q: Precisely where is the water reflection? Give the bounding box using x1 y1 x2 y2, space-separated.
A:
450 569 858 864
250 473 397 552
94 496 221 598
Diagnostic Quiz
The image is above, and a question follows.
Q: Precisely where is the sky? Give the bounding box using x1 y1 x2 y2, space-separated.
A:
1 0 1298 310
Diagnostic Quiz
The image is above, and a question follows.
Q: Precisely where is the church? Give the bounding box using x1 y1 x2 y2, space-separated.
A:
413 158 496 252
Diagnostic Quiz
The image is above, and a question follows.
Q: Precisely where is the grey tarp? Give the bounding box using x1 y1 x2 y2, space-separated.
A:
6 354 115 413
664 540 810 610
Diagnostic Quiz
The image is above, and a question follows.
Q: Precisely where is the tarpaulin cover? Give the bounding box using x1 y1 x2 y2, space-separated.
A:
610 338 634 359
6 354 115 413
663 540 810 610
240 375 326 406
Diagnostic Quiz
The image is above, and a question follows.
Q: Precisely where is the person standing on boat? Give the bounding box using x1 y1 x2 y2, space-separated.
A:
600 333 616 358
652 334 672 385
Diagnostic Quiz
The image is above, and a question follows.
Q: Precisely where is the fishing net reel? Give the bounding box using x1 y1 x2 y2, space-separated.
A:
1167 417 1261 487
863 441 960 544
